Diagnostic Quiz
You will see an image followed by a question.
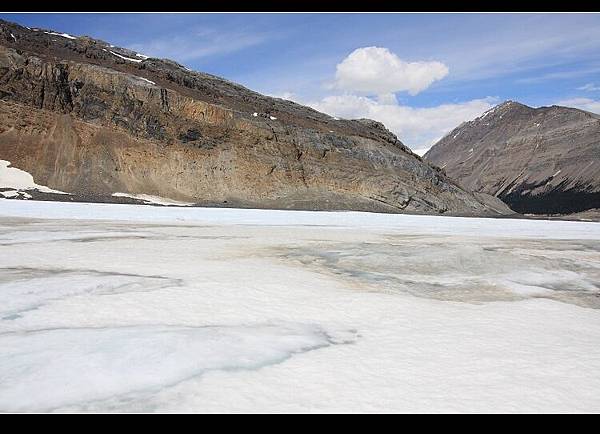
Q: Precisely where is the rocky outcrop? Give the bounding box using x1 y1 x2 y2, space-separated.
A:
425 101 600 214
0 19 511 215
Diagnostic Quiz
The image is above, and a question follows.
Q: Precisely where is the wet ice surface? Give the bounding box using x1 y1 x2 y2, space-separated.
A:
277 237 600 308
0 323 336 412
1 200 600 412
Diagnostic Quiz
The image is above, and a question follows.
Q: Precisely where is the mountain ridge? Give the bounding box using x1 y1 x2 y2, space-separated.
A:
425 100 600 214
0 19 511 216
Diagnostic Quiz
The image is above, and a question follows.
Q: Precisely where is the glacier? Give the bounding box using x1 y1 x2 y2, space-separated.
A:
0 199 599 412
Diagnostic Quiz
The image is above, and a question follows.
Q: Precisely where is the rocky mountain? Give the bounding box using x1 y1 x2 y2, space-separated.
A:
425 101 600 214
0 19 511 215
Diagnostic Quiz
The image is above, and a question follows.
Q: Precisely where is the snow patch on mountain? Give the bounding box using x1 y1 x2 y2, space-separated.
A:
107 50 143 63
112 192 195 207
44 31 77 40
0 160 69 195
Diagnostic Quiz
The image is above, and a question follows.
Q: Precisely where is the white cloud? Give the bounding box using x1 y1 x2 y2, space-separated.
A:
556 98 600 114
129 28 268 62
309 95 494 152
411 148 433 157
334 47 449 96
516 66 600 84
577 83 600 92
438 16 600 82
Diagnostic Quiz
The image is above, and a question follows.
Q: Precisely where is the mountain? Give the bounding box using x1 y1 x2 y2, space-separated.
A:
0 20 511 215
425 101 600 214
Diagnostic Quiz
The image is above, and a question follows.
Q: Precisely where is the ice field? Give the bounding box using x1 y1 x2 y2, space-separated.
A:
1 199 599 412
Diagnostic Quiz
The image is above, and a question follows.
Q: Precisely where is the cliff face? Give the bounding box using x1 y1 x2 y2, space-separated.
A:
0 19 511 215
425 101 600 215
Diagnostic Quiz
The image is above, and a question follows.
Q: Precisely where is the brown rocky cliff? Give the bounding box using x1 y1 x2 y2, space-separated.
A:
0 19 511 215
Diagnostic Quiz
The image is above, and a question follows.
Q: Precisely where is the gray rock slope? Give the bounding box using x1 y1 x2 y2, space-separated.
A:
425 101 600 214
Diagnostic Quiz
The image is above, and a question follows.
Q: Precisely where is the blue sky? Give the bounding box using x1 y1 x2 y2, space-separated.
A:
2 13 600 153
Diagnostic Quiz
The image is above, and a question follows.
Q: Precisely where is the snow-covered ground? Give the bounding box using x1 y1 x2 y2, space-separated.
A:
0 199 599 413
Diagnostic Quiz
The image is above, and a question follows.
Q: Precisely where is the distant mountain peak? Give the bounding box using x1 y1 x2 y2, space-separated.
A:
425 101 600 215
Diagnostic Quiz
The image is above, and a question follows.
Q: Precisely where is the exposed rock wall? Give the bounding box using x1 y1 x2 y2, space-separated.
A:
0 19 511 215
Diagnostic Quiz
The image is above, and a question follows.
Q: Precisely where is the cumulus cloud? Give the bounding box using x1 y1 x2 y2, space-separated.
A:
269 46 486 154
308 95 495 152
334 47 449 96
556 97 600 114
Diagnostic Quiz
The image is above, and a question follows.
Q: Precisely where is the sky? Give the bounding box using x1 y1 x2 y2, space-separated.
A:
2 12 600 154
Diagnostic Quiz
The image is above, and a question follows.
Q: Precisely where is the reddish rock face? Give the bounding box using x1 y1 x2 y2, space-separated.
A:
0 19 511 215
425 101 600 215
